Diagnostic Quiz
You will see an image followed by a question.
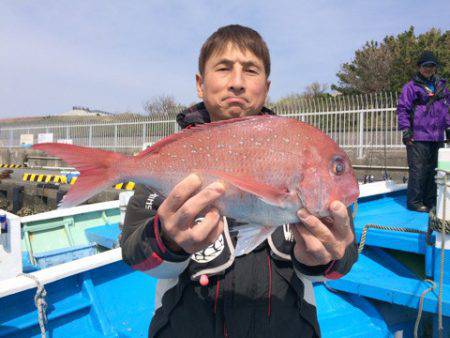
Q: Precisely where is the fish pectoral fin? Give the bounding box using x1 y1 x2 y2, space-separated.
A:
203 170 291 207
234 224 277 256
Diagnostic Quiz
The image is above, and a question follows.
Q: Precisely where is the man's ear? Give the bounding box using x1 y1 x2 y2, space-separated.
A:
266 79 271 94
196 73 204 99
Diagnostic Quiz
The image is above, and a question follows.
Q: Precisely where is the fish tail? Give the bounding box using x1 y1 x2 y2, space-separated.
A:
33 143 131 208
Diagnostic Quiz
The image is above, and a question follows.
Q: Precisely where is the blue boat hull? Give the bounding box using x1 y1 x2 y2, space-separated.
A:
3 185 447 337
1 260 414 337
1 261 156 338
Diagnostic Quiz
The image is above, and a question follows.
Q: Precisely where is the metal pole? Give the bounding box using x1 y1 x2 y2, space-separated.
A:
9 130 13 148
358 111 365 159
114 125 118 150
142 123 146 148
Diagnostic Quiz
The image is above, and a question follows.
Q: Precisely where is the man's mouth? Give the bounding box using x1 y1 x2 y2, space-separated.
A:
224 97 247 105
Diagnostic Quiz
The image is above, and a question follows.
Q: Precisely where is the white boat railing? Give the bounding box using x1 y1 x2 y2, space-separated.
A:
0 181 407 298
0 248 122 298
20 200 121 223
358 180 406 198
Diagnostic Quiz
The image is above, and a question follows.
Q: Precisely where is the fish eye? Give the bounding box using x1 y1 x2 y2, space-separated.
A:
332 158 345 176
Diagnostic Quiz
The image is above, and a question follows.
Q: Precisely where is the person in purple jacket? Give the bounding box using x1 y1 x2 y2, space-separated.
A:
397 51 450 212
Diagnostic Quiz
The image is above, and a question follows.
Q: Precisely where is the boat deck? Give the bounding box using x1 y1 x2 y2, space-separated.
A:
2 184 449 337
353 191 430 254
331 190 449 321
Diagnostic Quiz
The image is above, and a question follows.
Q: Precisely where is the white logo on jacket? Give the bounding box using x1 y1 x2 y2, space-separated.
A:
192 235 225 263
283 224 294 242
145 193 159 210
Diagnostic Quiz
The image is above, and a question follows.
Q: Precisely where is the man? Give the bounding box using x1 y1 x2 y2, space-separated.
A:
397 51 450 212
121 25 357 338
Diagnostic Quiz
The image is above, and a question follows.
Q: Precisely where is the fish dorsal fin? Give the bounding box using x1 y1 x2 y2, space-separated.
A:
136 115 275 158
203 169 292 208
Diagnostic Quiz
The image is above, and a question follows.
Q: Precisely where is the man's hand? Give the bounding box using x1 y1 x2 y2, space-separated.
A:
157 173 226 254
402 129 414 146
291 201 354 266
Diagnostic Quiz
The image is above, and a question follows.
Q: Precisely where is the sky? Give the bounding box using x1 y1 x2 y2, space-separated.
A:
1 1 449 118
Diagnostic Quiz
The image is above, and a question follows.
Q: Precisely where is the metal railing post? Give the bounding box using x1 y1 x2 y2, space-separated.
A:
9 130 13 148
358 111 365 159
142 124 147 148
114 124 118 150
89 125 93 147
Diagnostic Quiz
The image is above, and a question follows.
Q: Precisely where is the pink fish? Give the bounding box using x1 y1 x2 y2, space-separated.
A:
33 115 359 254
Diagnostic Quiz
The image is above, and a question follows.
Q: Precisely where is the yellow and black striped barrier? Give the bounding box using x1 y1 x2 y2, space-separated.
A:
114 182 136 191
68 177 135 190
23 173 68 183
22 173 135 190
1 164 26 168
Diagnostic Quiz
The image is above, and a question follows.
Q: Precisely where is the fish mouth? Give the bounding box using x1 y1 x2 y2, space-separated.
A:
344 184 360 206
297 187 358 218
347 191 360 205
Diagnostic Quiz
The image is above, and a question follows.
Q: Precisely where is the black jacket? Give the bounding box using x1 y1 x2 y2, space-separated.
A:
120 102 358 338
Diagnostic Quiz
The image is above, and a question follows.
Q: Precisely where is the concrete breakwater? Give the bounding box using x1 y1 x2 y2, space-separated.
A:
0 180 121 216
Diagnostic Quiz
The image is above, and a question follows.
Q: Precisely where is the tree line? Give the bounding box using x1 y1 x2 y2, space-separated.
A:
333 26 449 94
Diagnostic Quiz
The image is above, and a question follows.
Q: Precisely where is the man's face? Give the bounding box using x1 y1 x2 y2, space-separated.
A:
419 64 436 79
196 43 270 121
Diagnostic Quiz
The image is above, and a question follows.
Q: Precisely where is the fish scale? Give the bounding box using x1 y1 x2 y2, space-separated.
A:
33 115 359 255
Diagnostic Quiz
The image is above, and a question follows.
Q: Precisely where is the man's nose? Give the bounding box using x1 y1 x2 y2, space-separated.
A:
228 68 245 93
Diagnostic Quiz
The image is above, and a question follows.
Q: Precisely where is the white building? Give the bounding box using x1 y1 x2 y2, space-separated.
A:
58 106 112 117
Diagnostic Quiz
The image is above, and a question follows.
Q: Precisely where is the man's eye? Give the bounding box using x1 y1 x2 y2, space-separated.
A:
217 67 229 71
246 68 258 74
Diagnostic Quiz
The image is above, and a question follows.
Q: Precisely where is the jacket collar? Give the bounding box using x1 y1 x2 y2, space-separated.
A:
176 102 276 130
413 73 441 87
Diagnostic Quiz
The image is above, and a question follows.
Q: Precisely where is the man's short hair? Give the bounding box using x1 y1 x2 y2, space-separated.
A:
198 24 271 78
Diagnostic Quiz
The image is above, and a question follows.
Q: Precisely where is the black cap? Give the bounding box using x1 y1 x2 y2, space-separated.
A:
417 51 438 67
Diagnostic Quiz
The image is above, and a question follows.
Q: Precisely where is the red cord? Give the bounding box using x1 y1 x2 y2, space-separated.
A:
153 214 167 254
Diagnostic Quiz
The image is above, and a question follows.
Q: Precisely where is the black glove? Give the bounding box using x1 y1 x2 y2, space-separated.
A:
446 129 450 144
402 129 413 145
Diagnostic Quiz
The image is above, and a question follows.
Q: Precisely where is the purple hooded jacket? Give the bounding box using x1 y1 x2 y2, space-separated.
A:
397 75 450 142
